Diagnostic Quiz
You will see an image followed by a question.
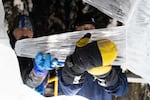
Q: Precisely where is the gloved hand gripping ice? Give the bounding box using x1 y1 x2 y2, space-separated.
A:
62 33 118 85
34 52 64 76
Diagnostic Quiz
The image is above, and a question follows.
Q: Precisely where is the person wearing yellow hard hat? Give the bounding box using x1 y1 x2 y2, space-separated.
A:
58 32 128 100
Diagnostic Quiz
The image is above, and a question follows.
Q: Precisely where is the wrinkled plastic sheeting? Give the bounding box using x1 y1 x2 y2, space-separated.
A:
15 26 126 66
0 0 10 47
126 0 150 84
83 0 139 24
0 0 4 25
84 0 150 84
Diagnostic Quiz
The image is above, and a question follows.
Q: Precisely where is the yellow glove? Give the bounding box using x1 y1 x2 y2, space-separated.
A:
62 33 118 84
74 33 118 75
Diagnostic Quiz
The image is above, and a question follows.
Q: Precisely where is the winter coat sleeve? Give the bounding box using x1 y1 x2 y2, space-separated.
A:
18 57 46 88
25 70 46 88
103 66 128 96
58 68 83 95
58 66 128 97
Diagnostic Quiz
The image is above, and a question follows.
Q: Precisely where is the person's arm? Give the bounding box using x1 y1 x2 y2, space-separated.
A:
24 69 47 88
17 56 45 88
60 33 120 95
101 66 128 96
23 52 63 88
19 53 50 88
59 77 84 95
58 62 85 95
59 33 92 95
16 57 38 88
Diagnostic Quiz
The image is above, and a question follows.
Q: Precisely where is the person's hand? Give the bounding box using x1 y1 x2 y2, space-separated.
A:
73 33 118 73
61 33 118 84
33 52 64 77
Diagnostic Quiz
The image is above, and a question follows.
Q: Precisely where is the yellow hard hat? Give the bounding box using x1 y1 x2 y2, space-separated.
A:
88 39 118 75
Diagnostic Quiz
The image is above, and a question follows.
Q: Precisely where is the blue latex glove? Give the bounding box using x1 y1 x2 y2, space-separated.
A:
34 52 64 76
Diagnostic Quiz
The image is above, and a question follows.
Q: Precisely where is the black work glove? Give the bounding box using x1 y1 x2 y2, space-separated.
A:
62 33 118 85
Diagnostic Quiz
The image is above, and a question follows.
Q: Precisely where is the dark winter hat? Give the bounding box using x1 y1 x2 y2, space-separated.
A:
10 15 33 33
74 13 95 27
18 15 33 31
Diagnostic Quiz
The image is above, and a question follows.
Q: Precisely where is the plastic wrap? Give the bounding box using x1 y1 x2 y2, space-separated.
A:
84 0 150 83
126 0 150 83
0 0 10 47
15 26 126 65
0 0 4 25
83 0 139 24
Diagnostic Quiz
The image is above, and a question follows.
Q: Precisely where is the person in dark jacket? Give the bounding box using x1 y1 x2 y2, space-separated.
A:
57 13 128 100
58 33 128 100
